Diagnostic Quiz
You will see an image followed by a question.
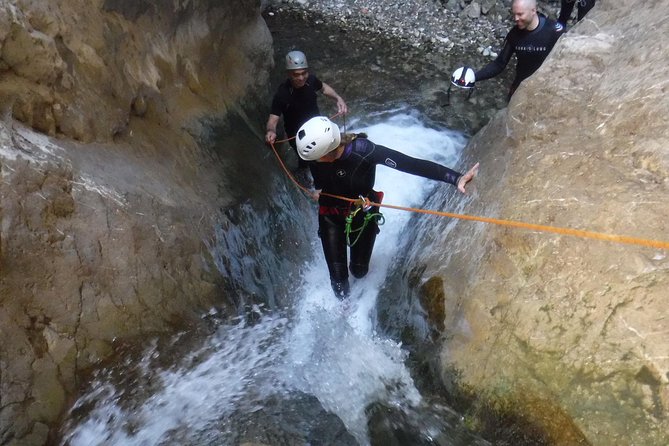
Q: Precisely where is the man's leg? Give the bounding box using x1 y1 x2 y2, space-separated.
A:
577 0 596 21
558 0 576 26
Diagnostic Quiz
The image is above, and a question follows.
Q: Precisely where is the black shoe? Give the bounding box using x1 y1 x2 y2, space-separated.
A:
331 279 350 299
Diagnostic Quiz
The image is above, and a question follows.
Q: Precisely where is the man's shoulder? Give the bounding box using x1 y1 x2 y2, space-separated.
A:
275 78 292 92
539 14 565 34
551 20 565 34
306 73 323 89
272 80 293 101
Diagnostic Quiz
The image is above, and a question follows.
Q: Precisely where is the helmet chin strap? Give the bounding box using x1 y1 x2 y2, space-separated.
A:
458 67 468 84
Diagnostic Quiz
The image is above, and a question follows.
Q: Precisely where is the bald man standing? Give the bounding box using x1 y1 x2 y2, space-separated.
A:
473 0 565 99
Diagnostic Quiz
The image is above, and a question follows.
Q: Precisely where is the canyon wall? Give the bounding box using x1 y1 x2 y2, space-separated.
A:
0 1 273 444
405 0 668 444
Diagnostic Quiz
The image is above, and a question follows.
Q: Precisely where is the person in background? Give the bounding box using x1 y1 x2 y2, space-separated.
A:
295 116 479 298
458 0 565 100
557 0 596 28
265 50 348 169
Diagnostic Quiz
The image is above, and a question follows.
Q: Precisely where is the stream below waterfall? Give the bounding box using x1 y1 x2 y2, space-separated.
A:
56 8 506 446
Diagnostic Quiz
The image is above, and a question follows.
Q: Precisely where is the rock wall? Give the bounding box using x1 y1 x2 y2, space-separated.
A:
0 0 271 142
407 0 669 444
0 1 273 445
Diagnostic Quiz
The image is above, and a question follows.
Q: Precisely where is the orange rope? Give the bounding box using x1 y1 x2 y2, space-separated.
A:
266 121 669 251
364 200 669 250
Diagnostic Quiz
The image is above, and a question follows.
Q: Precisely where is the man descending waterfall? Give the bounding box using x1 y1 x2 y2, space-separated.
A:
453 0 565 100
265 50 348 170
295 116 479 298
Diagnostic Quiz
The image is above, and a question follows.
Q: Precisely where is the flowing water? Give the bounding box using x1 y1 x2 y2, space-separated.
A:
59 112 490 445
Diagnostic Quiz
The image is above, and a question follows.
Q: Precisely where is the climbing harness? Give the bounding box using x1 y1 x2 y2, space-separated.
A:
344 195 385 247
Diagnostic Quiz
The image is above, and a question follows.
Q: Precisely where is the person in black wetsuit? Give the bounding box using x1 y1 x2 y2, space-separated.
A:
265 50 348 168
557 0 596 28
295 116 480 298
472 0 565 100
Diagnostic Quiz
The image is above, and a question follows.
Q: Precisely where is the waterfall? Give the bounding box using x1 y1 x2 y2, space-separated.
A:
60 110 488 445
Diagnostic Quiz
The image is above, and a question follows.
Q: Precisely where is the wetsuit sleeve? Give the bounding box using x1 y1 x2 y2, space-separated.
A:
475 32 514 82
372 144 462 186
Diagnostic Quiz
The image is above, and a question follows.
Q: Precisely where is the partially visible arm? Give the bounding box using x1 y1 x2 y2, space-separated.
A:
373 144 479 194
321 82 348 115
265 114 280 144
457 163 479 194
474 35 514 82
371 143 464 187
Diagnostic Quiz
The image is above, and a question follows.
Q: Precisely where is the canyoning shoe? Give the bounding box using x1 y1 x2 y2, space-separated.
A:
331 279 350 299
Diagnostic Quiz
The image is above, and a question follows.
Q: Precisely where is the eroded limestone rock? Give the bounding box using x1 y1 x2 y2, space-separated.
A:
400 1 669 444
0 1 273 445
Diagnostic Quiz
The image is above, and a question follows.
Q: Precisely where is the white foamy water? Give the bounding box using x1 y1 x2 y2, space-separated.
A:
61 111 468 445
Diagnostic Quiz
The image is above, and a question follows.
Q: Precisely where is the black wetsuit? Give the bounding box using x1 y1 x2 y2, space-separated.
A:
311 136 463 298
475 14 565 99
270 73 323 150
558 0 596 26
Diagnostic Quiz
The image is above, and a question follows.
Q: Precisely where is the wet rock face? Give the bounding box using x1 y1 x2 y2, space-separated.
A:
0 1 274 445
0 123 230 446
0 0 271 142
395 1 669 444
223 392 357 445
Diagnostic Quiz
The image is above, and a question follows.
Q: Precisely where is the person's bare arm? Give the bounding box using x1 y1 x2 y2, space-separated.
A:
321 83 348 115
457 163 480 194
265 114 280 144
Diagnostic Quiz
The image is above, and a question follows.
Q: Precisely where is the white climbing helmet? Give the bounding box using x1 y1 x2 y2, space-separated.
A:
450 66 476 89
295 116 341 161
285 50 308 70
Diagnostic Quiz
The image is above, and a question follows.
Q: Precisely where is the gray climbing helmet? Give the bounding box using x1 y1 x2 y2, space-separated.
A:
285 50 308 70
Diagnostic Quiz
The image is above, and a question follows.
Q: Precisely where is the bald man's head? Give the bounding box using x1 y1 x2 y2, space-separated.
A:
513 0 537 9
512 0 539 30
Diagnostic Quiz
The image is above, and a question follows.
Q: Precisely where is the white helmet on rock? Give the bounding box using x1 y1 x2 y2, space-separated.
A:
285 50 308 70
451 66 476 89
296 116 341 161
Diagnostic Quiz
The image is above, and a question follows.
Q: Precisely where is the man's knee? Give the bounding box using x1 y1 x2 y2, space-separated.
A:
349 263 369 279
